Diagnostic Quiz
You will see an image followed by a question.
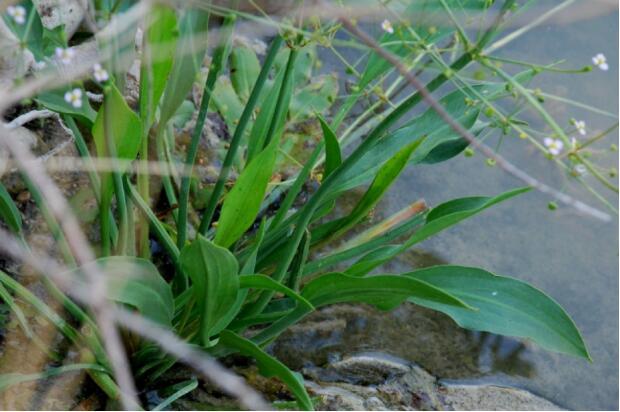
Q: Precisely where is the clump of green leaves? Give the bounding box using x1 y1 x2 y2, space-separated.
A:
0 0 601 410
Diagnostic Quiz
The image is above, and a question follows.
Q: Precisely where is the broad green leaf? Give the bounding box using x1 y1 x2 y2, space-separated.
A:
313 138 424 244
230 45 261 102
211 76 245 133
317 115 341 178
219 330 314 411
404 266 590 359
239 275 314 310
347 188 530 276
3 1 44 58
36 89 97 124
0 183 22 234
92 84 142 204
290 74 338 121
214 136 279 248
274 45 315 86
246 270 473 349
159 8 209 126
302 272 472 311
73 257 173 326
92 83 142 163
139 5 178 129
180 235 239 345
172 100 196 128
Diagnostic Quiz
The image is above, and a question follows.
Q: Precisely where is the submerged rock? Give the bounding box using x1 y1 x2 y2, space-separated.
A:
267 303 558 410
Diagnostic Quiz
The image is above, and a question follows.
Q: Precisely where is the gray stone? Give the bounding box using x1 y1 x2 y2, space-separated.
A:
32 0 86 37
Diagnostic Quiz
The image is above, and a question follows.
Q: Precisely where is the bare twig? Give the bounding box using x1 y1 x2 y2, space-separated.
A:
7 110 55 128
340 18 611 222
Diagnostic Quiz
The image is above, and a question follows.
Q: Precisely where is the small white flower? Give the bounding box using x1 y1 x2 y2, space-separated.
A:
592 53 608 71
543 137 564 156
570 137 578 149
574 164 587 176
64 88 83 108
33 60 46 71
7 5 26 25
92 63 109 82
574 120 586 136
55 47 75 65
381 19 394 34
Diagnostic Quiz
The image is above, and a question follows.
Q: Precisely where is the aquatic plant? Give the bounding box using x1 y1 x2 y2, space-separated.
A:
0 0 616 409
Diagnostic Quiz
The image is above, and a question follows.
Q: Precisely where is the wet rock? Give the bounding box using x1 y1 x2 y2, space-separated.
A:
438 383 563 411
319 352 411 385
268 303 557 410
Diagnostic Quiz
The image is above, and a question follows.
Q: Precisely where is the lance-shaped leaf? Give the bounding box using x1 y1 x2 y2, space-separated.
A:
101 257 174 326
92 83 142 164
66 257 173 326
219 330 314 411
0 183 22 234
230 44 261 103
302 272 472 311
214 136 279 248
180 235 239 346
404 265 590 359
139 5 178 129
312 137 424 244
346 187 530 276
318 115 341 178
239 275 314 310
158 9 210 126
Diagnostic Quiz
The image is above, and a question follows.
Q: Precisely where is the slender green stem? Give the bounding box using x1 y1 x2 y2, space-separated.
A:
199 35 283 234
486 55 590 74
177 15 235 249
576 155 619 193
63 115 119 244
124 177 180 263
156 126 180 221
102 88 129 255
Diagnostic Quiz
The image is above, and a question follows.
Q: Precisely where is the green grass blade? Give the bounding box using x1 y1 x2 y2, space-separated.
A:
219 330 314 411
151 379 198 411
199 35 284 234
177 14 235 248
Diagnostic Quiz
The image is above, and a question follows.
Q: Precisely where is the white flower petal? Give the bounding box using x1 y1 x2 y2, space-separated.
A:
381 19 394 34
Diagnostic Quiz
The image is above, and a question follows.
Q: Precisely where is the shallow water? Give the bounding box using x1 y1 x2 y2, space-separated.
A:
324 4 618 410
